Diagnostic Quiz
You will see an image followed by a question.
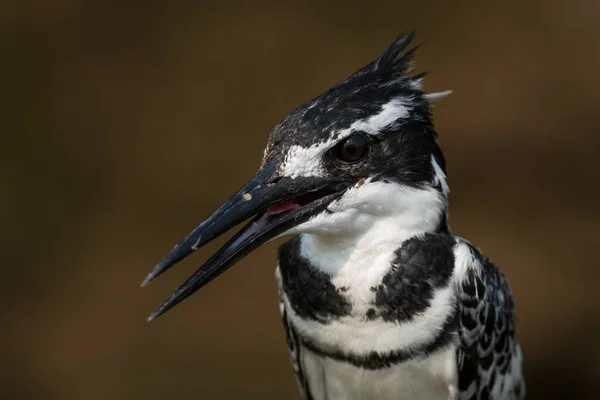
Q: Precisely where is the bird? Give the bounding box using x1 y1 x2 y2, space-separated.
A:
141 29 525 400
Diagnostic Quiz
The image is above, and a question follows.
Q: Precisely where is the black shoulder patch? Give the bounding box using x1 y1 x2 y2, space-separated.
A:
371 233 456 322
278 237 352 323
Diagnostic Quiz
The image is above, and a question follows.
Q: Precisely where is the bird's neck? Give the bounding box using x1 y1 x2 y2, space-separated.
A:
298 189 448 301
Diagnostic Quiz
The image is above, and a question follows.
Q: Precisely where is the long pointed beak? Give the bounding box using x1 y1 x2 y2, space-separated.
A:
143 156 348 320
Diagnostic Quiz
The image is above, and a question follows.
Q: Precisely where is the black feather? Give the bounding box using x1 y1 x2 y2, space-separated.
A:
374 28 417 73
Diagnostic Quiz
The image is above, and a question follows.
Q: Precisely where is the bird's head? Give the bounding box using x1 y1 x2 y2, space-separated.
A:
143 29 451 319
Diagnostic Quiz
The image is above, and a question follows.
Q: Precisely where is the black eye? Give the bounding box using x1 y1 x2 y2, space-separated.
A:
335 133 369 163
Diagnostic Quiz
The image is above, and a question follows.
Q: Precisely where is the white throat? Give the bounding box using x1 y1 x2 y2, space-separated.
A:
287 181 447 313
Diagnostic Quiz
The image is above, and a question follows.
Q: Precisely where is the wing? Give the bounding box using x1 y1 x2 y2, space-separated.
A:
454 239 525 400
277 268 314 400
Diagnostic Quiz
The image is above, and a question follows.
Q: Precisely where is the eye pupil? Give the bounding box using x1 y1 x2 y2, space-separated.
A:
337 133 368 163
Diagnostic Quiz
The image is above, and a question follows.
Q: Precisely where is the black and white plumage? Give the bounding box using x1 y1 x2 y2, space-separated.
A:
278 236 523 399
143 29 525 400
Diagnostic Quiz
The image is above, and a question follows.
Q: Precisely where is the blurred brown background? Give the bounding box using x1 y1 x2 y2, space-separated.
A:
2 1 599 399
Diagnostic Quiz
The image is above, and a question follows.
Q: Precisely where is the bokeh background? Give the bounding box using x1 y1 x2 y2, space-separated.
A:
3 1 599 399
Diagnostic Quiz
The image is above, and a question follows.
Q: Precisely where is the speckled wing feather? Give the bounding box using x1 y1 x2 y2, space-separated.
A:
278 282 314 400
455 240 525 400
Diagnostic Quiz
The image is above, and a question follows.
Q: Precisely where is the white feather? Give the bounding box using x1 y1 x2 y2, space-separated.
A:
299 344 458 400
424 90 453 100
453 240 482 281
431 154 450 197
288 181 446 239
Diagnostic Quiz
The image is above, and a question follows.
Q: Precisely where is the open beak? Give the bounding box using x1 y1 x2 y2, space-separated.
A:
143 156 348 320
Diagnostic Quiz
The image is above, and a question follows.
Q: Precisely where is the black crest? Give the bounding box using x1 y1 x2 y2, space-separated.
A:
371 28 420 77
267 28 426 150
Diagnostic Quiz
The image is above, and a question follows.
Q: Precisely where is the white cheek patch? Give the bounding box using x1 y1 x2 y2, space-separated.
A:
286 180 446 240
279 98 412 179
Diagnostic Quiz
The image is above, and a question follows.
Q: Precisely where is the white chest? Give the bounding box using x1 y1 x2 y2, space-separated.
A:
299 343 458 400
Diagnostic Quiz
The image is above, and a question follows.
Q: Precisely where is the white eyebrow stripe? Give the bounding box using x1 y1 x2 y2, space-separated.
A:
345 98 410 136
279 97 412 178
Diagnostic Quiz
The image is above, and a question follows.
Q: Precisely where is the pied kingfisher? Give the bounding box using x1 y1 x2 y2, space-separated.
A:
142 29 525 400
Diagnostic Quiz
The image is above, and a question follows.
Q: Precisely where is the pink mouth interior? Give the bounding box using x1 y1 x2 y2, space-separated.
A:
266 202 299 216
264 188 338 218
